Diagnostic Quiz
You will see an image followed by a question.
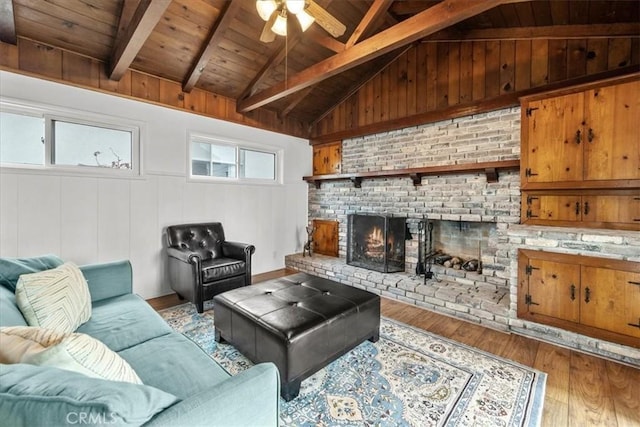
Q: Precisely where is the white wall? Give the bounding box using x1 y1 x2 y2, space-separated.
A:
0 71 311 299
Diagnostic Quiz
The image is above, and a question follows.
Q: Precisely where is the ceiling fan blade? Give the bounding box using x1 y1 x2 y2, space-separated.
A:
306 0 346 38
260 11 278 43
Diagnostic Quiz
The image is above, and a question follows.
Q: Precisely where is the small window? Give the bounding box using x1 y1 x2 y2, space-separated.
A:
0 101 141 175
0 110 45 166
53 120 133 170
189 134 279 183
191 141 237 178
239 148 275 180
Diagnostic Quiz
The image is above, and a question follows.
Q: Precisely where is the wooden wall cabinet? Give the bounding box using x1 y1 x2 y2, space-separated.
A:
522 190 640 231
519 75 640 230
518 249 640 348
521 77 640 188
312 141 342 175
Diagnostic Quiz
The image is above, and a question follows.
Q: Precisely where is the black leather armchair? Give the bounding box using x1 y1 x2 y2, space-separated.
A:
164 222 255 313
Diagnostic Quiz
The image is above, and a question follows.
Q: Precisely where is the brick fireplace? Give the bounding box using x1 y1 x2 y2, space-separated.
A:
288 106 639 365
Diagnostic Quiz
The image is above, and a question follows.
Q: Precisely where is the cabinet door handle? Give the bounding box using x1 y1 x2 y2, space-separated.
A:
628 319 640 329
570 284 576 301
575 129 582 144
583 201 590 216
575 202 580 215
584 286 591 303
587 128 595 143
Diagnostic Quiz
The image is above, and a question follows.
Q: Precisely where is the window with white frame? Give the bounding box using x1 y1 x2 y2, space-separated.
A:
0 101 141 175
189 134 279 182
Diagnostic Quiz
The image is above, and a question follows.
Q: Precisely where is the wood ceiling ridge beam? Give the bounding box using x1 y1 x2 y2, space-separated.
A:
423 23 640 42
182 0 242 93
237 0 523 113
108 0 171 81
0 0 17 45
346 0 394 49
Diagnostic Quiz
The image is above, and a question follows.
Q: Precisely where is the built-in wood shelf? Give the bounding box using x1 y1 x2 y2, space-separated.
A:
303 160 520 188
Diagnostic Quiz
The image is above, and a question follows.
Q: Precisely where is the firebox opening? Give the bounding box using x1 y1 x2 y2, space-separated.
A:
431 220 494 271
347 214 406 273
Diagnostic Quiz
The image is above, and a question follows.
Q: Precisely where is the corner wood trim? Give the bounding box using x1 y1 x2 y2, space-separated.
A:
304 160 519 188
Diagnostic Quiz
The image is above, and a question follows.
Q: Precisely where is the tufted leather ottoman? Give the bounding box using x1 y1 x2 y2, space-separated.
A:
213 272 380 401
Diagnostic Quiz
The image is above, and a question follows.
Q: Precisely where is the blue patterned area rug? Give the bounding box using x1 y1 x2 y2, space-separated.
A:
159 302 546 427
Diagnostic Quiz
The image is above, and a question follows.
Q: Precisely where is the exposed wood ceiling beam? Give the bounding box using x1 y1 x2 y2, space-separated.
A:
309 45 413 130
424 23 640 42
114 0 141 44
237 0 523 113
307 26 345 53
346 0 394 48
183 0 242 92
280 87 315 118
108 0 171 81
239 32 303 101
0 0 17 44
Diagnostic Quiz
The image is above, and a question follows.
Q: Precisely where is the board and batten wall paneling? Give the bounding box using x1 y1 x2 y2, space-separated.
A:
0 71 310 299
312 37 639 140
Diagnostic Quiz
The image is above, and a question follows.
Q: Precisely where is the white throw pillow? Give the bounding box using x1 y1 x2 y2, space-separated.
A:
0 326 142 384
15 262 91 333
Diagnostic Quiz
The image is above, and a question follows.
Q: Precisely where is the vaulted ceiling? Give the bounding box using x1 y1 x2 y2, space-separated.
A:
1 0 639 138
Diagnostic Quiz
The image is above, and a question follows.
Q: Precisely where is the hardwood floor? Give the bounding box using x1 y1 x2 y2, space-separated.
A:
148 269 640 427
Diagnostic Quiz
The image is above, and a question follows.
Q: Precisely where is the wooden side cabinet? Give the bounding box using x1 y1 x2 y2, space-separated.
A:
522 190 640 231
520 75 640 190
519 74 640 231
312 219 339 257
312 141 342 175
518 249 640 348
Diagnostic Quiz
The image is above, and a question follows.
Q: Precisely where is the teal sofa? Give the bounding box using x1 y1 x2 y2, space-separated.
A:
0 256 280 426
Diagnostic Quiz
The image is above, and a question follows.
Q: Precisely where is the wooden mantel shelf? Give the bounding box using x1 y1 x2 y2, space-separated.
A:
303 160 520 188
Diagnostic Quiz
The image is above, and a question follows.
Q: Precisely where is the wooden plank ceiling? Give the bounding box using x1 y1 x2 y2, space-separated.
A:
3 0 640 137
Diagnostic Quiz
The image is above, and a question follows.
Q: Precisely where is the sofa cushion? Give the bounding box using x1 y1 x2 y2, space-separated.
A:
0 286 26 327
0 326 142 384
202 258 245 282
0 363 178 427
15 262 91 334
0 255 63 292
118 333 230 400
76 294 173 352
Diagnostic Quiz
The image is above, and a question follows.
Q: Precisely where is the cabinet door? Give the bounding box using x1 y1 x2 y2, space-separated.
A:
523 93 584 183
312 146 326 175
526 194 581 222
584 81 640 181
327 143 342 174
526 258 580 322
580 267 640 338
313 219 339 257
582 194 640 226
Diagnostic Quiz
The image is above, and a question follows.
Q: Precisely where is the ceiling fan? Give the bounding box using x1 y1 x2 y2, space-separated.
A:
256 0 346 43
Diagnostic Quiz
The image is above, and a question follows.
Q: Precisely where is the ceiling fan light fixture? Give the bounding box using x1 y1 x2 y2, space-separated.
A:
285 0 306 15
271 11 288 36
296 10 315 32
256 0 277 21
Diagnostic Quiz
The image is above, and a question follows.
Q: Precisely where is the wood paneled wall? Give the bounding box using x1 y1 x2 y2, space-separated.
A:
0 38 308 138
311 37 640 142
